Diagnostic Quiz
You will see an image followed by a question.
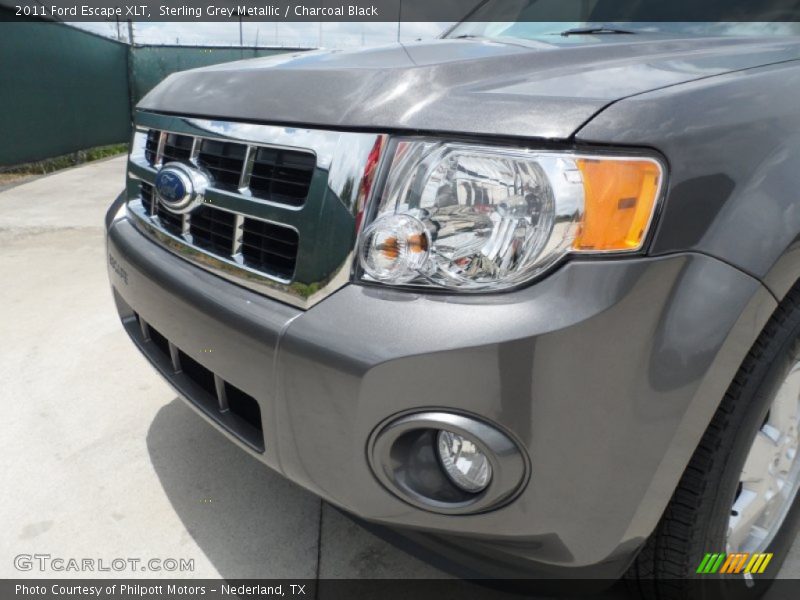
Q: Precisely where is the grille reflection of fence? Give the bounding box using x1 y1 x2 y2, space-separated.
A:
0 8 303 166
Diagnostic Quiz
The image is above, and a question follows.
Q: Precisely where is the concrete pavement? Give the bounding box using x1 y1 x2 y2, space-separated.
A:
0 156 446 582
1 157 798 591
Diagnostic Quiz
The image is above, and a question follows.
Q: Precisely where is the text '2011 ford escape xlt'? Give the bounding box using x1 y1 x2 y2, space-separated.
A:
106 16 800 599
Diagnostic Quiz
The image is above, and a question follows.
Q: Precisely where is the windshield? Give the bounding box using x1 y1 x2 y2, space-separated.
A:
446 0 800 39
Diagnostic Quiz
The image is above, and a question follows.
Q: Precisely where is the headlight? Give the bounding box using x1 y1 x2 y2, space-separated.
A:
357 140 663 291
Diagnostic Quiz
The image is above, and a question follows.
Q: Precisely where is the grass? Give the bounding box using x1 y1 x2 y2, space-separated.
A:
0 144 128 185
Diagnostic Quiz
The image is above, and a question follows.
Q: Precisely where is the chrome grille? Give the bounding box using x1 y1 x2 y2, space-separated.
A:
138 181 299 280
143 128 316 206
125 113 386 309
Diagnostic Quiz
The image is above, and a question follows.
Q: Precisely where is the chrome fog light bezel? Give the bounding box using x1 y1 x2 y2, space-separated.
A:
368 411 529 515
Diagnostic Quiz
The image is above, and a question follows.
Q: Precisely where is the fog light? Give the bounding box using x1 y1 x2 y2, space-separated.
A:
369 411 528 514
437 430 492 493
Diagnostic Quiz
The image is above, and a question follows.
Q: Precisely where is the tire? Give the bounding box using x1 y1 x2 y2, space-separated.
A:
628 286 800 600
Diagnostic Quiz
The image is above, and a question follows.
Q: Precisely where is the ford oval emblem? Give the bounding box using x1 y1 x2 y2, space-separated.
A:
154 163 209 214
156 169 187 203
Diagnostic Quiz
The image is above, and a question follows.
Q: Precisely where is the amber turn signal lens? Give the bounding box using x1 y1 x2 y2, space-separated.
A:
574 158 662 252
377 236 400 260
406 234 429 254
376 233 428 260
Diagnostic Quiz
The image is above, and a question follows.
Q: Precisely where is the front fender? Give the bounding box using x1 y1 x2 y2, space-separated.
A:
577 58 800 301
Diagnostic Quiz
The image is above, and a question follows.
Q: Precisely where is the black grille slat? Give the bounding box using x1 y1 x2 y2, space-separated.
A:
244 254 295 277
190 230 233 251
241 245 296 262
253 152 316 169
191 213 236 228
249 147 315 206
242 229 297 256
161 151 186 163
140 182 155 214
189 223 233 237
198 139 246 190
243 220 297 244
189 206 236 256
255 174 313 186
250 175 310 191
162 133 193 163
156 203 183 236
244 255 295 277
144 130 160 165
242 235 297 250
205 165 242 176
161 154 189 164
241 218 299 279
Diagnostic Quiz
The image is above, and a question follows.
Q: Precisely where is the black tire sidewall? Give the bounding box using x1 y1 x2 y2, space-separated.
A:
700 319 800 598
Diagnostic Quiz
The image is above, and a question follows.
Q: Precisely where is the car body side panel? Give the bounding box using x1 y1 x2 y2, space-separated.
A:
576 59 800 300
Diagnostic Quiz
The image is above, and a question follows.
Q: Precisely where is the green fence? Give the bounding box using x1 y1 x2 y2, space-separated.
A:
0 11 131 166
0 10 302 167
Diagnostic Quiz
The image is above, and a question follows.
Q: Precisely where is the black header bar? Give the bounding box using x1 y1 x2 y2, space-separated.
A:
4 0 800 23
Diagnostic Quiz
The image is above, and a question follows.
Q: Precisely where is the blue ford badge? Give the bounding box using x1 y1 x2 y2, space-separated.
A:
155 170 186 203
154 163 209 214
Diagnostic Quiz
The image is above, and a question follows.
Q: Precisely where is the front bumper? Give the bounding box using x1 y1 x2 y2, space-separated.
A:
106 197 776 578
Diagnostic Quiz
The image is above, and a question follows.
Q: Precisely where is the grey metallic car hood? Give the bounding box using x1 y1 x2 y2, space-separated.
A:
138 36 800 140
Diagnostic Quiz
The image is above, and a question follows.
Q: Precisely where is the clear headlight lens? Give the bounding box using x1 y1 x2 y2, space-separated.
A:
437 430 492 493
358 140 663 291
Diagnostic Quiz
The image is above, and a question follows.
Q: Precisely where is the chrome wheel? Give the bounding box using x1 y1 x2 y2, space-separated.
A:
727 362 800 553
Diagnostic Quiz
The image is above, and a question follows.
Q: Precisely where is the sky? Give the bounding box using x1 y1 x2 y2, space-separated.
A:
67 21 452 48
